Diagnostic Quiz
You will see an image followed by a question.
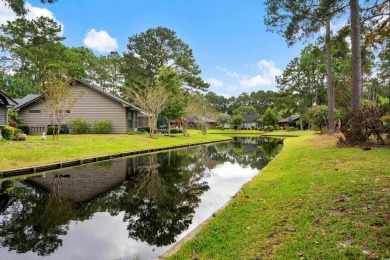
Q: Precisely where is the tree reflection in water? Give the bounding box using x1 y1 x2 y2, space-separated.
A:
0 137 282 256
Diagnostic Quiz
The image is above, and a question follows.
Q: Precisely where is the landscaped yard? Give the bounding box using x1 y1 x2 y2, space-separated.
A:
167 131 390 259
0 131 231 171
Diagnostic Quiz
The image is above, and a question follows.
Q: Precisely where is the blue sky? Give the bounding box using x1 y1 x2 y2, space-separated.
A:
1 0 307 97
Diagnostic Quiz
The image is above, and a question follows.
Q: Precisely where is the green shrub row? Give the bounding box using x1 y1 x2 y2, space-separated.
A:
67 118 112 134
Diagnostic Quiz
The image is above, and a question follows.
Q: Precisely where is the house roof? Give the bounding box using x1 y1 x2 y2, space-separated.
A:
13 79 142 112
0 90 18 107
278 114 300 123
242 115 262 123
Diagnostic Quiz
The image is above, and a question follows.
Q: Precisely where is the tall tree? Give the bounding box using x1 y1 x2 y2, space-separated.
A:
350 0 362 112
1 0 57 16
121 27 209 92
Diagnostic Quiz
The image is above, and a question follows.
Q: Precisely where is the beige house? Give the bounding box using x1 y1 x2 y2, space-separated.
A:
14 79 147 134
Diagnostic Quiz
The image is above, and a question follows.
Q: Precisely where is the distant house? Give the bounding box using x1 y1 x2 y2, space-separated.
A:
278 114 300 128
14 79 148 134
0 91 18 139
170 115 216 130
241 115 262 129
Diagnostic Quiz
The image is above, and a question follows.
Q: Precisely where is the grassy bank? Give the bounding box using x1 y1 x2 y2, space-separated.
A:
168 132 390 259
0 131 230 170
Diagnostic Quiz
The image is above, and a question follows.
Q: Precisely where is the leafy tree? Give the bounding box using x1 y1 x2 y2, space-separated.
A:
233 105 257 116
159 67 187 135
121 27 209 92
1 0 57 16
0 72 38 98
262 107 278 128
185 94 216 135
216 113 231 129
204 91 228 113
231 115 244 130
308 105 341 133
39 70 81 139
0 17 65 82
249 90 276 115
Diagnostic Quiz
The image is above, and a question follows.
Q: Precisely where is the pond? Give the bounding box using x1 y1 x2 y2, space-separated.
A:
0 137 283 260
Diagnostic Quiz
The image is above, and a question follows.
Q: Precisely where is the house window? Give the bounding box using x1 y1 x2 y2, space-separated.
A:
29 110 41 113
55 110 71 113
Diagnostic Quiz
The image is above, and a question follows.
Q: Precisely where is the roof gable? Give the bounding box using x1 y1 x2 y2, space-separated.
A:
14 79 142 112
0 91 18 107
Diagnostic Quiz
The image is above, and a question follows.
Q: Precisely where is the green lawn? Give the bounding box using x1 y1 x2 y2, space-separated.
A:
0 130 231 170
167 131 390 259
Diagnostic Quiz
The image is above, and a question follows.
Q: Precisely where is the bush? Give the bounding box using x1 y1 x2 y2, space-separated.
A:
47 126 59 135
144 126 150 133
285 126 296 132
169 128 182 134
7 109 23 125
19 124 30 135
126 131 145 135
263 125 275 132
2 125 15 140
93 119 112 134
68 118 90 134
8 118 18 128
341 105 386 145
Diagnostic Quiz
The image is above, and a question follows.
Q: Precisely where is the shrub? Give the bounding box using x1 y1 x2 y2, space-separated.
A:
93 119 112 134
7 109 23 125
19 124 30 135
127 131 145 135
144 126 150 133
2 125 15 140
341 104 386 145
285 126 296 132
47 126 59 135
8 118 18 128
68 118 90 134
170 128 182 134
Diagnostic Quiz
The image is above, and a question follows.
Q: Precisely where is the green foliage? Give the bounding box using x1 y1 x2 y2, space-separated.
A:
92 119 112 134
121 26 208 92
262 107 278 127
233 105 257 116
2 125 15 140
47 126 58 135
231 115 244 129
216 113 231 129
18 124 30 135
169 128 182 134
7 109 23 125
307 105 341 132
0 73 38 99
67 119 90 134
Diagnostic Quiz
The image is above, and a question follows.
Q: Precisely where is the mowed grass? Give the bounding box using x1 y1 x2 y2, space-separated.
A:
0 130 231 170
168 132 390 259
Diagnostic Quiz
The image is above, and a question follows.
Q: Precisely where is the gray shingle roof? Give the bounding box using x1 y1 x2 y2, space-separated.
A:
0 90 18 107
278 114 300 123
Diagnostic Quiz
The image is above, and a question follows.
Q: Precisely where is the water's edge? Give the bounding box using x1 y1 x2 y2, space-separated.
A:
0 139 231 178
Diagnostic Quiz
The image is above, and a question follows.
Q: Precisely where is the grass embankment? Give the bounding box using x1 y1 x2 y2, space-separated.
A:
0 131 230 171
168 132 390 259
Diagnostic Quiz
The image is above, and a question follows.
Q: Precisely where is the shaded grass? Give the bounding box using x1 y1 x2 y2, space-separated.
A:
0 130 230 170
167 132 390 259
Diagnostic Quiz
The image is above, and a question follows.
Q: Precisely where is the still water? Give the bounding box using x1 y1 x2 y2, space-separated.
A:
0 137 282 260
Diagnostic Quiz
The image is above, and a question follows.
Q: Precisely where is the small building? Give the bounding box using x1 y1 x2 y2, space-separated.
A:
170 115 216 130
241 115 262 129
14 79 148 134
278 114 300 128
0 91 18 139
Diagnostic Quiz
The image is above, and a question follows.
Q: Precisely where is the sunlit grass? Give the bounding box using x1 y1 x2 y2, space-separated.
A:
0 130 230 170
168 133 390 259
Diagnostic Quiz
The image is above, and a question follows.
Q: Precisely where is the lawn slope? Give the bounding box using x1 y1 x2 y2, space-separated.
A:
0 131 230 170
168 132 389 259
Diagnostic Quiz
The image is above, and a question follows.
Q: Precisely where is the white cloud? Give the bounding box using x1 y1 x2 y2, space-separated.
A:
0 2 64 34
207 78 223 88
216 66 240 78
239 59 281 88
83 29 118 53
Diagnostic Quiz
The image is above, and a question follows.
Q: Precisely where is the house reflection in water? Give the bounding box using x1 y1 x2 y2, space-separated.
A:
23 155 158 203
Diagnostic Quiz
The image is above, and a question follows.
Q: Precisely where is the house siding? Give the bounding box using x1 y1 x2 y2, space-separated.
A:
0 104 6 126
19 82 130 134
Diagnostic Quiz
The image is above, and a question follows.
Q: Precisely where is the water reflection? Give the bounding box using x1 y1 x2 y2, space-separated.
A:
0 137 282 259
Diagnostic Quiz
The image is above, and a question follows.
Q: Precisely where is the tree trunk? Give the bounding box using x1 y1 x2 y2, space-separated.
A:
350 0 362 112
325 16 335 134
